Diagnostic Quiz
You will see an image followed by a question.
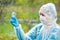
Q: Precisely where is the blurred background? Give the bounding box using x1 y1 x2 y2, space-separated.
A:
0 0 60 40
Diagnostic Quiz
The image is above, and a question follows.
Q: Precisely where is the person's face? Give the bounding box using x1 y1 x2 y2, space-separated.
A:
39 12 54 25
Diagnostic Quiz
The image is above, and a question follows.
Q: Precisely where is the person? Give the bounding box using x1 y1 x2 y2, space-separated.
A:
10 3 60 40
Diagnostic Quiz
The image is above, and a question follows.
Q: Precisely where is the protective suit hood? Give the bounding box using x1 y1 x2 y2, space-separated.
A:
39 3 57 25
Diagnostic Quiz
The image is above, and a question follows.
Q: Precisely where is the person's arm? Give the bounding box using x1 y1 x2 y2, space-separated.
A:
14 24 38 40
11 16 37 40
14 24 25 40
10 12 26 40
10 12 38 40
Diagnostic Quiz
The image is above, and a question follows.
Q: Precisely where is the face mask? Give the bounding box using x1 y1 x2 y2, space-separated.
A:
40 15 47 25
40 13 54 25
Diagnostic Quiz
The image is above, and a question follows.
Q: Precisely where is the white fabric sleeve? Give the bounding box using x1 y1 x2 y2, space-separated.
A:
14 24 37 40
14 24 42 40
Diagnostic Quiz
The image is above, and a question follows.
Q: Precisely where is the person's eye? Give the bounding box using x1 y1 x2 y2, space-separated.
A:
40 13 45 16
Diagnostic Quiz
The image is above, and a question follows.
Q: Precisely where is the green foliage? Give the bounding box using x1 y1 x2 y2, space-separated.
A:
0 0 60 40
0 22 18 40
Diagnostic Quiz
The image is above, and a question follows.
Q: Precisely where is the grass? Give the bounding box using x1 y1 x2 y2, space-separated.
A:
0 20 32 40
0 22 18 40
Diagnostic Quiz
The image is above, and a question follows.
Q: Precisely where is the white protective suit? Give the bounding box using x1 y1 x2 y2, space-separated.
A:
11 3 60 40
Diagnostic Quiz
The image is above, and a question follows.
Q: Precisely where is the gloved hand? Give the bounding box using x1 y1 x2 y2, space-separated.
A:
10 12 19 27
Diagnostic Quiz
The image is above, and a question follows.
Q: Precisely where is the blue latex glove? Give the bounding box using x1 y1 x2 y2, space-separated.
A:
10 12 19 27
